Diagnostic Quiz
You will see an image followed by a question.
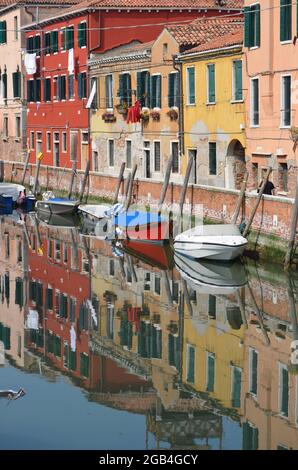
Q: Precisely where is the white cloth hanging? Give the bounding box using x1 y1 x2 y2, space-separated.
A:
24 53 37 75
70 325 76 352
0 341 4 366
86 80 96 108
68 48 74 74
26 309 39 330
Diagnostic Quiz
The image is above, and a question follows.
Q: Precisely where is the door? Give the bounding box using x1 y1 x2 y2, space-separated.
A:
54 132 60 167
188 149 197 184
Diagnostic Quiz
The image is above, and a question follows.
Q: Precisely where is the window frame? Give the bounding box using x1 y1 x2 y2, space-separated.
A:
232 59 243 102
250 77 260 127
108 138 114 168
46 131 51 152
153 140 161 173
280 74 291 128
207 63 216 105
186 66 196 106
171 140 179 174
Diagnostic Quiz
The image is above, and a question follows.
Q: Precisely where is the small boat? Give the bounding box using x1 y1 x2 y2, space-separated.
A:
36 197 79 215
121 239 174 270
174 224 247 261
37 211 81 228
113 210 169 244
78 203 112 222
174 252 247 294
0 388 26 400
0 182 26 201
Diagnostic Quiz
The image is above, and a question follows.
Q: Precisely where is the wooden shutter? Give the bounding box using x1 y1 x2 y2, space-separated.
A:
208 64 215 103
34 35 41 55
126 73 132 106
2 73 7 99
187 346 195 383
51 31 58 53
209 142 217 175
13 72 21 98
281 367 289 415
235 61 242 101
119 74 125 104
156 75 161 108
66 26 74 50
168 73 175 107
244 6 251 47
0 21 3 43
0 21 6 44
255 4 261 46
154 141 160 171
232 367 242 408
78 22 86 48
27 36 34 53
188 67 195 104
46 287 53 310
207 354 215 391
15 278 23 307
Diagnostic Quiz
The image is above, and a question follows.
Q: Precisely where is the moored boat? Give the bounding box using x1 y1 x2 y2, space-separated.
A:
36 197 79 215
113 210 170 243
174 223 247 261
78 203 112 221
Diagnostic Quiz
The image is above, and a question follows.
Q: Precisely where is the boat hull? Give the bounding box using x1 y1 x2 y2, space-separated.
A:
174 240 246 261
36 199 79 215
114 210 170 243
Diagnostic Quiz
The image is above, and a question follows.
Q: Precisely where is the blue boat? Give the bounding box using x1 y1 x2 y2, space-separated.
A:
112 210 169 243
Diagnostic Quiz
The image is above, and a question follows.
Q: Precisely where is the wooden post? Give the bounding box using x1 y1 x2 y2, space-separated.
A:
33 153 43 196
284 176 298 270
125 164 137 211
232 172 248 224
21 151 30 186
287 274 298 340
68 161 77 200
124 172 131 200
162 271 173 305
179 154 194 217
158 156 173 210
127 254 138 283
112 162 126 205
79 160 90 203
70 228 79 270
181 278 193 317
247 281 270 346
243 167 272 238
236 289 248 328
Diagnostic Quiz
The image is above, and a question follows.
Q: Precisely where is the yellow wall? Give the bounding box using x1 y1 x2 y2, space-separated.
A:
182 50 246 189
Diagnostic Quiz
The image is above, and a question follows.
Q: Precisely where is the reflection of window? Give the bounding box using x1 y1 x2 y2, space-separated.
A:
105 74 113 109
186 344 195 383
249 348 258 396
279 363 289 416
54 240 61 261
208 294 216 319
108 139 114 167
109 259 114 276
172 281 179 303
243 422 258 450
154 275 161 295
69 297 76 323
126 140 132 169
206 352 215 392
118 73 132 107
251 78 259 126
171 141 179 173
281 75 291 127
80 353 89 377
126 268 132 283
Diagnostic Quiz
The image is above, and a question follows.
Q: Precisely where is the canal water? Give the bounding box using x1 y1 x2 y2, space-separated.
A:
0 211 297 450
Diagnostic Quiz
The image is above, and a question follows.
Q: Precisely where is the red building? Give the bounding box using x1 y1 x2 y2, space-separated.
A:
24 0 242 170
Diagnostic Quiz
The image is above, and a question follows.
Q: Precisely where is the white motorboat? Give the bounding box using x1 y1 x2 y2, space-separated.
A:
174 252 247 295
174 223 247 261
0 182 26 201
36 197 79 215
78 203 112 222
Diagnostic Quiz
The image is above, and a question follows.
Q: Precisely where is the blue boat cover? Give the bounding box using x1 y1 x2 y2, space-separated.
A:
47 198 76 203
113 210 164 227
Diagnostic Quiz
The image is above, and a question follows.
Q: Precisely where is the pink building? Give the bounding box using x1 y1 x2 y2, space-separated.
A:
244 0 298 196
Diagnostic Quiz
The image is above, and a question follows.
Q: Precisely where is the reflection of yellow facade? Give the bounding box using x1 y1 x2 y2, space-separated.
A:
180 36 246 189
183 293 245 411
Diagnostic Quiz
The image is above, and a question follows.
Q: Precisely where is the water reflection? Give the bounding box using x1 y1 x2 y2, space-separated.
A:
0 212 298 450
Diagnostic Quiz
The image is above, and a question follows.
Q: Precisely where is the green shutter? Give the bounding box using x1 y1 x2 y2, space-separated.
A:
255 4 261 47
126 73 132 106
46 288 53 310
0 21 3 44
208 64 215 103
168 73 175 107
156 75 161 108
51 31 58 53
188 67 195 104
13 72 21 98
0 21 7 44
232 367 242 408
136 71 142 102
2 73 7 100
207 354 215 392
34 35 41 55
244 6 251 47
234 60 243 101
45 33 51 54
280 0 286 40
15 278 23 308
78 22 87 48
281 367 289 415
280 0 292 41
209 142 217 175
80 353 89 377
66 26 74 50
251 350 258 394
187 345 195 383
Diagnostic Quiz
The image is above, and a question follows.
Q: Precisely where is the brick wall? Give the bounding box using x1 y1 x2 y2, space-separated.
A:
3 160 295 239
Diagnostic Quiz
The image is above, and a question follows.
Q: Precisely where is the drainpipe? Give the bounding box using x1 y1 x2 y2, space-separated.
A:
173 55 184 157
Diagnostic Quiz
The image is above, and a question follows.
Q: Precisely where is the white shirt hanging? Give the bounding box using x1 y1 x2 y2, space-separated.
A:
24 53 37 75
68 48 74 74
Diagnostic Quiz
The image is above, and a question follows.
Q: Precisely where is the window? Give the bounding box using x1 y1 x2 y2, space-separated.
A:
92 150 99 172
14 16 18 40
63 245 68 263
15 115 21 139
78 22 87 48
126 140 132 169
44 78 51 102
80 353 89 378
233 60 243 101
53 76 58 100
278 163 288 192
46 132 51 152
28 79 41 103
154 275 161 295
108 139 114 167
150 74 161 108
187 344 195 383
12 71 21 98
186 66 195 105
209 142 217 175
58 76 66 101
163 42 168 59
281 75 291 126
249 348 258 396
171 141 179 173
30 131 34 149
3 116 8 139
243 422 259 450
26 36 34 53
279 363 289 416
109 259 115 276
118 73 132 107
231 366 242 408
244 4 261 48
62 132 67 152
207 64 215 103
46 287 53 310
36 132 42 157
66 26 74 50
70 130 78 161
35 79 41 102
105 74 113 109
78 72 87 99
51 30 58 53
34 35 41 56
44 32 51 55
2 70 7 102
280 0 292 42
206 352 215 392
68 74 74 99
154 141 161 172
137 70 150 108
0 21 7 44
168 72 179 108
61 28 66 51
251 78 259 126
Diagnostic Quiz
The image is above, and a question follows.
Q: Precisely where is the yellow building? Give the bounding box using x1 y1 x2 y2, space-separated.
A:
179 25 246 189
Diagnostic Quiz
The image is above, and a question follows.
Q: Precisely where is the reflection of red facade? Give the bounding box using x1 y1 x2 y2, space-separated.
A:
25 3 240 170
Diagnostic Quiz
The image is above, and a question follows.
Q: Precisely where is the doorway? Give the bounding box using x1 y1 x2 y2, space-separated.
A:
53 132 60 167
144 141 150 178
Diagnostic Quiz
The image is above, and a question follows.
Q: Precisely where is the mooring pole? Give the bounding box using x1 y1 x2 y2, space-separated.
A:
32 153 43 196
113 162 126 205
21 151 30 186
158 156 173 211
232 172 248 224
243 167 272 238
125 164 137 211
68 160 77 200
178 154 194 217
284 176 298 271
79 160 90 203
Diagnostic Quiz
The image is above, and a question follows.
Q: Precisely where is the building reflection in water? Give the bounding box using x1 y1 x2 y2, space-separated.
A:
0 212 297 450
